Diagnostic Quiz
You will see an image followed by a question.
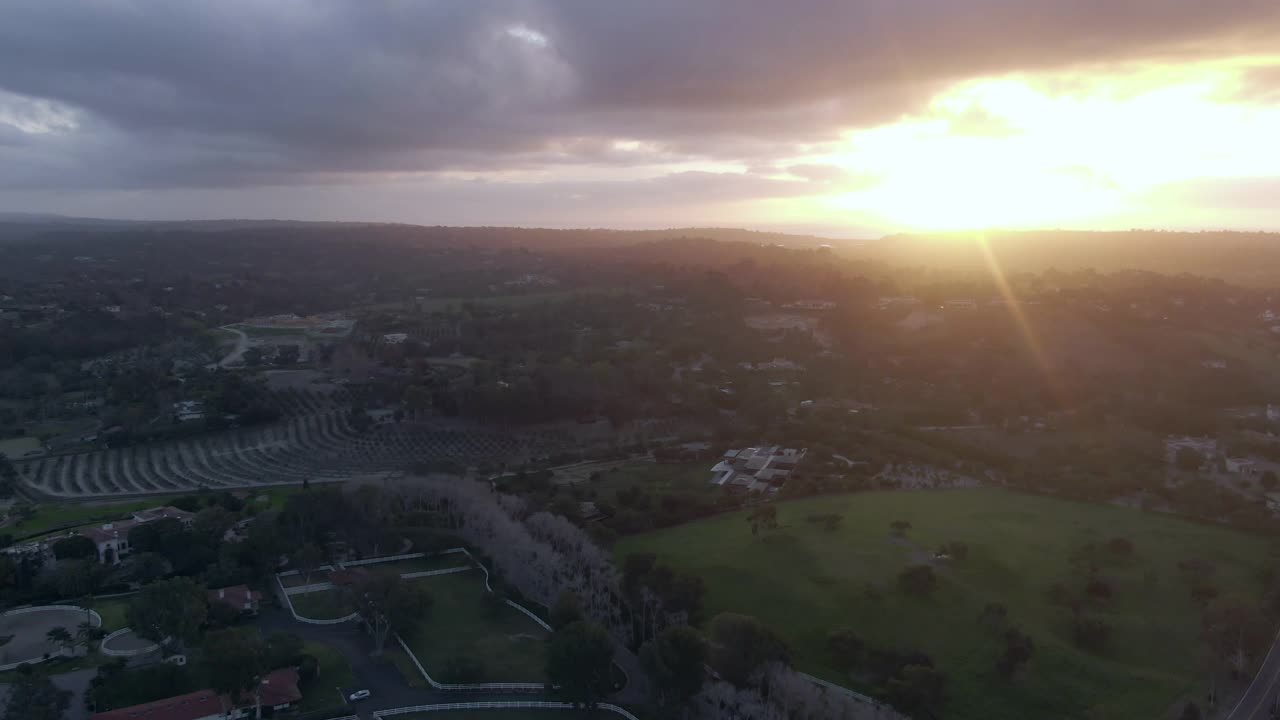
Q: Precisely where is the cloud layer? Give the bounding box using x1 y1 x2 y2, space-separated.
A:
1 1 1278 228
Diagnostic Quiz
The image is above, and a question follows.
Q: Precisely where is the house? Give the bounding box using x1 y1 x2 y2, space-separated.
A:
1164 436 1217 466
90 668 300 720
91 689 229 720
255 668 303 711
782 299 837 310
1226 457 1257 475
711 446 807 492
173 400 206 422
209 585 263 615
80 506 195 565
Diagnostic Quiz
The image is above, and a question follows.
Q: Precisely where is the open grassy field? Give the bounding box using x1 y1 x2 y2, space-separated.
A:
404 569 549 684
615 488 1277 720
580 461 718 503
289 589 356 620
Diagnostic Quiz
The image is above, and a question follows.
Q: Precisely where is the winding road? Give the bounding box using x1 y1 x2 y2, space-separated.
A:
1226 628 1280 720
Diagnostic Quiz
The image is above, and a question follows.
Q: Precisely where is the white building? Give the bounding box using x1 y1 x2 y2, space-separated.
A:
711 446 807 492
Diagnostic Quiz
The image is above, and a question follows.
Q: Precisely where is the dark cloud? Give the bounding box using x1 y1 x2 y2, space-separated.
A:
0 1 1277 192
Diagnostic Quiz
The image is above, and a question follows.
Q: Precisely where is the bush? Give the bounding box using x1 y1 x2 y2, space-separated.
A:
898 565 937 596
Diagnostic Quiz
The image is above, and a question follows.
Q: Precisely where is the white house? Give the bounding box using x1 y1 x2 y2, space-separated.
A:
711 446 807 492
80 506 195 565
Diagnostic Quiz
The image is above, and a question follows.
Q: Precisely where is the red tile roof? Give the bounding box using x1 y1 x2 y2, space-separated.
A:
255 668 302 707
91 689 227 720
208 585 262 608
91 669 300 720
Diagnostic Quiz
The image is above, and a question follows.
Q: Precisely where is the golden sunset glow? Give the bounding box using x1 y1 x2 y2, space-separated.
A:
777 58 1280 231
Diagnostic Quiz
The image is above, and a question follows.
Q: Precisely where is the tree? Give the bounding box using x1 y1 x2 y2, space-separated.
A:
977 602 1008 632
825 628 863 668
204 628 268 719
264 631 304 669
1106 537 1134 558
996 627 1035 678
55 559 99 598
1261 470 1279 491
51 535 97 560
898 565 937 596
746 505 778 537
126 576 208 652
1179 701 1202 720
76 621 105 653
1203 597 1269 677
546 620 615 707
343 572 432 655
291 544 326 587
885 663 947 716
707 613 789 687
45 626 73 655
193 506 234 542
128 517 185 554
889 519 912 537
550 590 586 630
1073 616 1111 653
3 665 71 720
641 625 707 712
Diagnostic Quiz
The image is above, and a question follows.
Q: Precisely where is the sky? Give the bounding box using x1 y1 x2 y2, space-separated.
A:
1 1 1279 237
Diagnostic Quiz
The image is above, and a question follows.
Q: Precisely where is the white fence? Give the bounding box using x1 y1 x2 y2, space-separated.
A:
373 701 640 720
455 547 553 632
275 573 359 625
99 628 160 658
400 566 471 580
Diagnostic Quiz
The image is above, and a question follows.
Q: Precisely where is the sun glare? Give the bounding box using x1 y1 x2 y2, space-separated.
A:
795 59 1280 230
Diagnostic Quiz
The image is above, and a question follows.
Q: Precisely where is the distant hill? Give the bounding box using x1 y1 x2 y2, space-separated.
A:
861 230 1280 286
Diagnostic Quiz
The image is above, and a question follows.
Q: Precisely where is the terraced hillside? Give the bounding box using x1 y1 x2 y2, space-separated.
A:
14 411 576 497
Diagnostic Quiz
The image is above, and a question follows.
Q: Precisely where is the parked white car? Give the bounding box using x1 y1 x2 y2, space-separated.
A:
348 690 371 702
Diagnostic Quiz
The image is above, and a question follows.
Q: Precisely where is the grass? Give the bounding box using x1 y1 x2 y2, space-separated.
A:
404 569 549 684
583 461 718 504
12 486 304 541
289 589 356 620
296 642 355 712
89 597 130 631
614 487 1278 720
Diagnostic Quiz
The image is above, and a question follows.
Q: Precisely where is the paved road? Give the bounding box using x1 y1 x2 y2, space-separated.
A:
1227 629 1280 720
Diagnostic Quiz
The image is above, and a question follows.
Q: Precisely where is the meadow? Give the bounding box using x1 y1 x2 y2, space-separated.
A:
615 487 1277 720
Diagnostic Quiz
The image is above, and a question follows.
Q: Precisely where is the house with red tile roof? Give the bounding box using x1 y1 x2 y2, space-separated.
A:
90 668 301 720
208 585 264 615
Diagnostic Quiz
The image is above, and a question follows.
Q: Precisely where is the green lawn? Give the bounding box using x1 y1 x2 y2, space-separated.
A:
615 487 1278 720
587 461 718 503
13 487 303 540
89 597 130 631
296 642 355 712
403 570 549 684
289 589 356 620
